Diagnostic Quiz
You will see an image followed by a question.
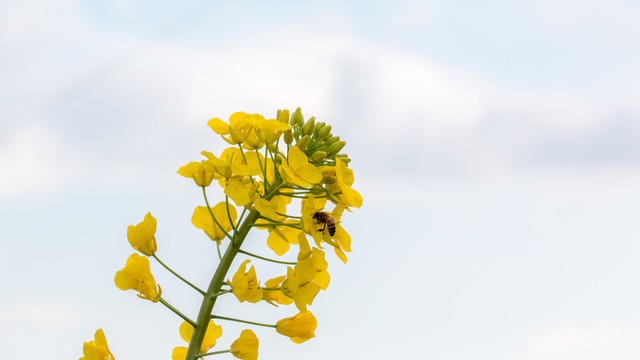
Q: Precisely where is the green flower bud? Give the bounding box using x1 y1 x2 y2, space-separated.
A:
336 153 351 164
314 121 326 132
296 135 310 152
278 109 290 124
290 107 304 127
303 116 316 136
317 125 332 139
325 136 340 146
268 143 278 152
284 129 293 145
328 140 346 154
311 151 327 161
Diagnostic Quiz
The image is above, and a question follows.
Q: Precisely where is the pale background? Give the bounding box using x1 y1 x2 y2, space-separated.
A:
2 0 640 359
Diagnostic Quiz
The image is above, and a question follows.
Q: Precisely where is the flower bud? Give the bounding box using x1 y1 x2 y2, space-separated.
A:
284 129 293 145
296 135 310 152
268 142 278 153
278 109 290 123
317 124 332 139
336 153 351 164
310 151 327 161
290 107 304 127
314 121 326 132
303 117 316 136
328 140 346 154
325 136 340 146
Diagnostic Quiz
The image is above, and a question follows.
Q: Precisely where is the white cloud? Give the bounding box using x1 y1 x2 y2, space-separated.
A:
0 124 86 200
524 323 640 359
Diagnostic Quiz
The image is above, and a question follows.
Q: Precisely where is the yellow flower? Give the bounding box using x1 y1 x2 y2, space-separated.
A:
228 259 263 303
208 112 264 145
126 212 157 256
230 329 259 360
191 202 237 243
79 329 115 360
254 118 291 145
203 148 261 180
326 157 362 208
114 254 161 302
172 320 223 359
266 222 302 256
281 261 321 312
177 161 215 187
300 195 327 247
262 275 294 306
278 146 322 187
281 245 329 312
223 177 259 207
276 312 317 344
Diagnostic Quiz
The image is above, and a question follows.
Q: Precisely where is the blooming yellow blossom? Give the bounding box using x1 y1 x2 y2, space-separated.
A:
281 262 321 312
266 222 302 256
191 202 237 243
223 177 259 207
230 329 259 360
276 311 317 344
208 112 264 145
177 161 215 187
114 253 161 302
202 149 261 180
127 212 157 256
262 275 294 306
279 146 322 187
172 320 223 360
327 157 362 208
228 259 263 303
79 329 115 360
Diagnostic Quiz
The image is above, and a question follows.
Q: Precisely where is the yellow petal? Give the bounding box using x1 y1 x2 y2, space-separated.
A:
172 347 187 360
207 118 230 135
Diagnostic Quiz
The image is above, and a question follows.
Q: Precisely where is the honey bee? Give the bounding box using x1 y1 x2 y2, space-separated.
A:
313 211 337 236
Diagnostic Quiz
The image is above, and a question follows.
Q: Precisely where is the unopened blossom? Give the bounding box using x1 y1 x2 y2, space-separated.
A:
127 212 157 256
230 329 259 360
177 161 216 187
79 329 115 360
276 311 317 343
114 254 161 302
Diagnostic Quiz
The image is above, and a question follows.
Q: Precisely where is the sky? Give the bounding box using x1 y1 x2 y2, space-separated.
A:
1 0 640 359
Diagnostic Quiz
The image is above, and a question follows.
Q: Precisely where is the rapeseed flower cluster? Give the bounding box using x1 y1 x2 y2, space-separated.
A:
80 108 361 360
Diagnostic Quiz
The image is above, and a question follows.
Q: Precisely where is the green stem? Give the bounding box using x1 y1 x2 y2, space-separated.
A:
250 221 301 229
202 186 233 241
185 180 284 360
225 195 237 233
199 350 231 358
211 315 276 329
159 297 196 327
275 212 301 219
238 249 297 265
215 241 222 260
153 255 205 296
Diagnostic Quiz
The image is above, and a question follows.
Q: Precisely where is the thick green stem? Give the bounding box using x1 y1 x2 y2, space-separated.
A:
185 180 283 360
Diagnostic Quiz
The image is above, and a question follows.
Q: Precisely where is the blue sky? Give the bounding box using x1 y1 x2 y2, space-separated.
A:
1 0 640 359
